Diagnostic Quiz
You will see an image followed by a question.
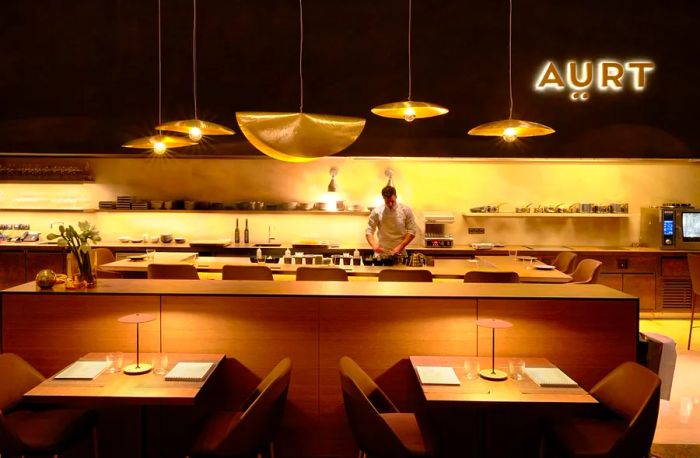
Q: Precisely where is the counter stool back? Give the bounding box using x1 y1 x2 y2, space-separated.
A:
222 265 274 281
568 259 602 284
68 248 121 278
147 263 200 280
552 252 578 274
687 253 700 350
464 271 519 283
378 269 433 282
296 267 348 281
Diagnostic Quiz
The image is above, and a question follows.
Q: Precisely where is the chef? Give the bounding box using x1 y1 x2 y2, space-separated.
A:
365 185 418 256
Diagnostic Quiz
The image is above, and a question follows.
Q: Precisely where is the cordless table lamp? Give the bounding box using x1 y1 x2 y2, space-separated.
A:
476 318 513 381
118 313 156 375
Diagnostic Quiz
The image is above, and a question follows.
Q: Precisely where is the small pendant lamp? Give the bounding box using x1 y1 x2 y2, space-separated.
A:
468 0 554 142
236 0 365 162
371 0 448 122
123 0 196 154
157 0 234 141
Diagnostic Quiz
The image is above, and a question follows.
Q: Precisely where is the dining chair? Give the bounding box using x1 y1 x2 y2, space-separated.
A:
687 253 700 350
552 252 578 274
0 353 99 458
568 259 603 284
188 358 292 458
339 356 436 458
296 267 348 281
68 248 123 278
541 361 660 458
464 271 520 283
222 265 274 281
378 269 433 282
147 263 200 279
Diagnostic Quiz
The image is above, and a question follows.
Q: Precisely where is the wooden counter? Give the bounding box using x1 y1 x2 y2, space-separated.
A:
1 279 637 458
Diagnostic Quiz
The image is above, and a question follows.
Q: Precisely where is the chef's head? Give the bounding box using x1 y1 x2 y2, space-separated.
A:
381 185 397 209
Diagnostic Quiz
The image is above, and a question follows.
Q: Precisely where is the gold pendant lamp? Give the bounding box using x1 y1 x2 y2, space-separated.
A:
236 0 365 162
157 0 234 141
123 0 196 154
371 0 448 122
468 0 554 142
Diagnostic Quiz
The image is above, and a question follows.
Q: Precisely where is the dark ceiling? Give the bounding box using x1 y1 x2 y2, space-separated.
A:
0 0 698 158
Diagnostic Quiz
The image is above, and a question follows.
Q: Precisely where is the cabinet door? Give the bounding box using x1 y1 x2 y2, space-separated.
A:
26 252 66 280
598 273 623 290
0 251 26 289
623 274 656 311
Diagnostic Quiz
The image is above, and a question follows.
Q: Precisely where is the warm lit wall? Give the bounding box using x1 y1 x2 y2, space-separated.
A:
1 158 698 247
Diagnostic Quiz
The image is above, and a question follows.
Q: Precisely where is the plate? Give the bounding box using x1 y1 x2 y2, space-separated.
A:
127 254 147 261
516 255 537 261
535 265 556 270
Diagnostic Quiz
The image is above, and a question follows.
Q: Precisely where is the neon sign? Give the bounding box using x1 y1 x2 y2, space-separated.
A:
535 60 655 101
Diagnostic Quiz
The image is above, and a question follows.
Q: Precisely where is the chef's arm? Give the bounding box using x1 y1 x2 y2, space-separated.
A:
366 233 384 253
390 233 415 255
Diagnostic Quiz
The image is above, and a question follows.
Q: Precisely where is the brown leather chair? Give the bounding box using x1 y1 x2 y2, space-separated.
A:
0 353 99 458
339 356 436 458
687 253 700 350
552 252 578 274
296 267 348 281
378 269 433 282
147 263 200 279
222 265 274 281
568 259 603 284
464 271 519 283
542 361 661 458
188 358 292 458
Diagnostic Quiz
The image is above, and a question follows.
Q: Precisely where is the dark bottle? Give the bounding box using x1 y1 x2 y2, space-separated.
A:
234 218 240 244
244 218 249 244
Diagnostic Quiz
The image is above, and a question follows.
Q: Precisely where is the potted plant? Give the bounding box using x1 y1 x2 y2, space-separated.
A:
47 221 101 287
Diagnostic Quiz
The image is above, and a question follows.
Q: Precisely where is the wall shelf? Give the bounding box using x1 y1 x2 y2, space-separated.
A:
463 212 629 218
97 210 371 215
0 208 97 213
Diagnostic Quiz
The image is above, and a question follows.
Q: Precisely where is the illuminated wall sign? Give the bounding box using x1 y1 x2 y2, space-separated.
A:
535 60 655 101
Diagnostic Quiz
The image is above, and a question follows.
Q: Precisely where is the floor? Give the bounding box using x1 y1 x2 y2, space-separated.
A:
639 319 700 453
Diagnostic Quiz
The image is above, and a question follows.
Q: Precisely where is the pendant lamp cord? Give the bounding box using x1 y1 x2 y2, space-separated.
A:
299 0 304 112
407 0 412 101
193 0 198 120
157 0 162 126
508 0 513 120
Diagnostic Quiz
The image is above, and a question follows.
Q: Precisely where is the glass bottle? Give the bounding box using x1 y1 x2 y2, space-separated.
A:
244 219 249 244
234 218 240 244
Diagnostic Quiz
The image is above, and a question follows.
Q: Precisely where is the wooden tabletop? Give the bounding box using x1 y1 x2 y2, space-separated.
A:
24 353 225 406
409 356 597 406
99 255 572 283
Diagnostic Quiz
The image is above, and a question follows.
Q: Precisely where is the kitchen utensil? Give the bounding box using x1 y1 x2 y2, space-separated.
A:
118 236 131 243
336 200 346 211
281 202 298 210
160 234 173 243
610 203 628 213
296 202 314 210
314 202 330 211
174 237 186 244
515 203 532 213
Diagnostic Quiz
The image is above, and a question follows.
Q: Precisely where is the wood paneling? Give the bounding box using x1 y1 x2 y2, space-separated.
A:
26 251 66 278
0 251 25 290
623 273 656 311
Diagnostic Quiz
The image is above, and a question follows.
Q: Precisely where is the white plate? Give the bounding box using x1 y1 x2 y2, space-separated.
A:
127 254 147 261
535 265 556 270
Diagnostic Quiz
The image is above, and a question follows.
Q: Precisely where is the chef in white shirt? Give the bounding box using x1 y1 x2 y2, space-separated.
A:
365 185 418 256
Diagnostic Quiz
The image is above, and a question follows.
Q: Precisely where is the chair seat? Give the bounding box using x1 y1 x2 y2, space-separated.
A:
6 408 95 453
546 415 627 457
191 411 243 455
380 413 435 457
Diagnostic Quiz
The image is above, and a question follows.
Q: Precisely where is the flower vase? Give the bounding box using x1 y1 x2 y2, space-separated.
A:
79 251 97 288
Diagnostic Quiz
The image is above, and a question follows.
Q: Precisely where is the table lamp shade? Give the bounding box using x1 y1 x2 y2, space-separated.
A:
118 313 155 375
476 318 513 381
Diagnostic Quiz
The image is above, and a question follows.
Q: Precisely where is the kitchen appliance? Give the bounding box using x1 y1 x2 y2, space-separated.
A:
424 212 454 248
640 204 700 249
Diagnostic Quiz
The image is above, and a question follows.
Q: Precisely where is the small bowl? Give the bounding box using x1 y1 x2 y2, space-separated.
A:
174 237 186 244
150 236 159 243
118 236 131 243
160 234 174 243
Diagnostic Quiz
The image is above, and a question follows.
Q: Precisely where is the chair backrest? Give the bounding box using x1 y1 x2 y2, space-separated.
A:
147 263 200 279
378 269 433 282
464 270 519 283
296 267 348 281
568 259 602 284
590 361 661 457
0 353 44 413
339 357 407 457
552 252 578 274
688 254 700 295
68 247 116 276
222 265 274 281
216 358 292 456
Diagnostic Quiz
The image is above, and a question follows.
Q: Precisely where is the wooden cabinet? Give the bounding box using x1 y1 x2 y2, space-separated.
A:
0 250 66 290
26 252 66 280
599 273 655 310
0 251 26 290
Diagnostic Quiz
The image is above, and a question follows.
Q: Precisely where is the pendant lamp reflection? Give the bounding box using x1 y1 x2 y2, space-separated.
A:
158 0 234 141
468 0 553 142
122 0 195 155
371 0 448 122
236 0 365 162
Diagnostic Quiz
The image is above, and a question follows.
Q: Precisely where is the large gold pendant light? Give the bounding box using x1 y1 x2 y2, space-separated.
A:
123 0 196 154
236 0 365 162
157 0 234 142
468 0 554 142
371 0 448 122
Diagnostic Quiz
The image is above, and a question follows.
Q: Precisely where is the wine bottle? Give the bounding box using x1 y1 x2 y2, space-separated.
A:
234 218 240 244
244 218 249 244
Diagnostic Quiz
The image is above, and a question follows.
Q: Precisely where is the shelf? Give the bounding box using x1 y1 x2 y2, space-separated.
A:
96 210 371 215
463 212 629 218
0 208 96 213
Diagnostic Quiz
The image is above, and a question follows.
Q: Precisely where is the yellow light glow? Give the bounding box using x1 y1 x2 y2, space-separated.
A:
188 127 203 142
153 142 167 155
502 127 518 143
403 107 416 122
